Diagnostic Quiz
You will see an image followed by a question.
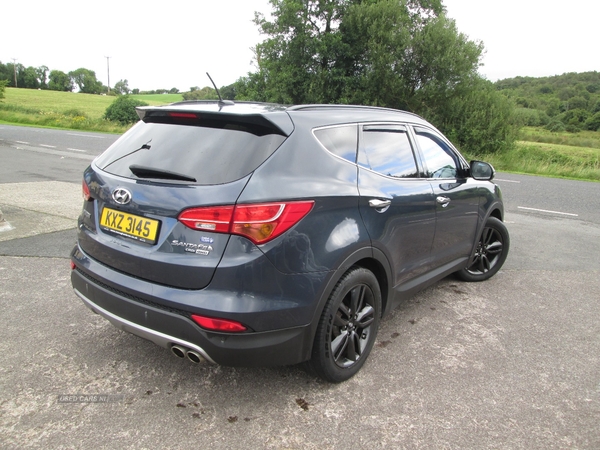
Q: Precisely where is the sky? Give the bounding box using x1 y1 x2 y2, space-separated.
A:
1 0 599 92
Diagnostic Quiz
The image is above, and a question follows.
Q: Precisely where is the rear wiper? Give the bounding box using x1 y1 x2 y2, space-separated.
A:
129 165 197 182
102 140 152 170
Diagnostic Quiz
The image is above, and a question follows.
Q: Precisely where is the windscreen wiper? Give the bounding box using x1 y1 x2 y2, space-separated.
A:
129 165 197 182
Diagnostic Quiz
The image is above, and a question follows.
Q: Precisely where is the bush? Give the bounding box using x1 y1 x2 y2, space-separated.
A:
514 108 550 127
545 119 566 132
560 108 591 127
104 95 148 124
567 96 588 110
585 112 600 131
435 79 519 154
182 87 218 101
0 80 7 99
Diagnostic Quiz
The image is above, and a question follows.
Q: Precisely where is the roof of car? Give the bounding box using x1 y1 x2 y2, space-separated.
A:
137 101 287 115
285 104 429 127
136 100 431 130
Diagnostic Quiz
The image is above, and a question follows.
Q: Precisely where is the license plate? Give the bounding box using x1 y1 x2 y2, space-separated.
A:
100 207 160 244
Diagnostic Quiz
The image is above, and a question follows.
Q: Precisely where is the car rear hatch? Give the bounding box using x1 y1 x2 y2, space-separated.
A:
77 103 291 290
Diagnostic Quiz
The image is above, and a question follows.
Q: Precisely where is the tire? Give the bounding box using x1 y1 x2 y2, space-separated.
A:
308 267 381 383
457 217 510 282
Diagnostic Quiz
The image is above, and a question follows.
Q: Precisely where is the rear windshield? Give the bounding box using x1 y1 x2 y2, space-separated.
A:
94 120 287 185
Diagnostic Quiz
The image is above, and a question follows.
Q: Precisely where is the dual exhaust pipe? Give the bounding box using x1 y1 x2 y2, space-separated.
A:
170 344 205 364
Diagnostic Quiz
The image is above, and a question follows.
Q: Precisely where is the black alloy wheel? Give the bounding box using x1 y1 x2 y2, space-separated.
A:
309 267 381 382
457 217 510 282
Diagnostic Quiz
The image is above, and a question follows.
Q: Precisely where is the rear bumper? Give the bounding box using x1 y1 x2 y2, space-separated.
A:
70 257 315 367
74 288 216 363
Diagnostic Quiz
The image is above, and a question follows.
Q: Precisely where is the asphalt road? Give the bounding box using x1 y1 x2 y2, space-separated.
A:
0 126 599 449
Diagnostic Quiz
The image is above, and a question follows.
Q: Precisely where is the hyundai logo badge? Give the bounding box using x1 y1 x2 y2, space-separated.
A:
112 188 132 205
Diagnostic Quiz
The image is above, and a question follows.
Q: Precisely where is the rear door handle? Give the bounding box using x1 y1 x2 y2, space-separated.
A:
436 196 451 207
369 199 391 211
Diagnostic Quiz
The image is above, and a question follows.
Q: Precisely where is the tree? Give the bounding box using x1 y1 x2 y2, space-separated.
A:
113 79 130 95
3 62 24 87
36 66 49 89
22 66 40 89
559 108 591 132
0 61 10 83
239 0 517 153
220 83 237 100
242 0 363 104
69 68 103 94
48 70 73 92
0 80 8 99
182 86 218 101
104 95 148 124
433 78 519 154
585 112 600 131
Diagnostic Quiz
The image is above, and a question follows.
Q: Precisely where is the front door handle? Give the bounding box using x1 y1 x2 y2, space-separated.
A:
369 199 391 212
436 196 451 207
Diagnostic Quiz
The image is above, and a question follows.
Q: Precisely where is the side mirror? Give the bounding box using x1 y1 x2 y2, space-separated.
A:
470 160 495 181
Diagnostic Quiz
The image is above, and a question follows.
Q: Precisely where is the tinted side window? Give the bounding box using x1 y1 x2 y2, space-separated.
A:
314 125 358 163
414 128 458 179
359 125 418 178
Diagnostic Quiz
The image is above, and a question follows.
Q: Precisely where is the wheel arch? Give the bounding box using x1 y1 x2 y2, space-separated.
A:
488 206 504 221
302 247 392 361
465 203 506 270
351 251 391 316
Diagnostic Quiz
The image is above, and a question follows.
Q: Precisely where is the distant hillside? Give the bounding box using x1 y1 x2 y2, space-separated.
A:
495 72 600 132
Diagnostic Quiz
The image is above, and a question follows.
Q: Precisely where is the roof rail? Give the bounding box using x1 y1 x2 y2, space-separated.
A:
287 104 423 119
169 100 225 106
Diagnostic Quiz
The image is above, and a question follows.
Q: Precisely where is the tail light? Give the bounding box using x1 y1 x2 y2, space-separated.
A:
178 201 314 244
178 206 234 233
82 180 91 201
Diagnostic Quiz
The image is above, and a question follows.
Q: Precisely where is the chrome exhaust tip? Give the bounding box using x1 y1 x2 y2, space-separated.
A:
171 345 187 358
186 350 204 364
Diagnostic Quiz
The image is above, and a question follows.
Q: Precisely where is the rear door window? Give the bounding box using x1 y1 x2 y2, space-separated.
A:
358 125 419 178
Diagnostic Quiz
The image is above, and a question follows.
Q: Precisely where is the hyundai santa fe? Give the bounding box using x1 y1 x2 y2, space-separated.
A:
70 101 509 382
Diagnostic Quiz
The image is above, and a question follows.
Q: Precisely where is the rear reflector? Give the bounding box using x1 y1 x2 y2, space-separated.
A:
191 314 247 332
178 201 314 244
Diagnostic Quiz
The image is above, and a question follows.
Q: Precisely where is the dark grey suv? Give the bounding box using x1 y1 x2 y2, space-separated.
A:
70 101 509 382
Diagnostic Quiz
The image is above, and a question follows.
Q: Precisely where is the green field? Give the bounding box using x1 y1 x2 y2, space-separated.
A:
130 93 183 104
1 88 598 181
0 88 182 132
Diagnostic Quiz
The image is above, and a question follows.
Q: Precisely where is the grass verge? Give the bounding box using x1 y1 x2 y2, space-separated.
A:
0 103 128 133
466 141 600 182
